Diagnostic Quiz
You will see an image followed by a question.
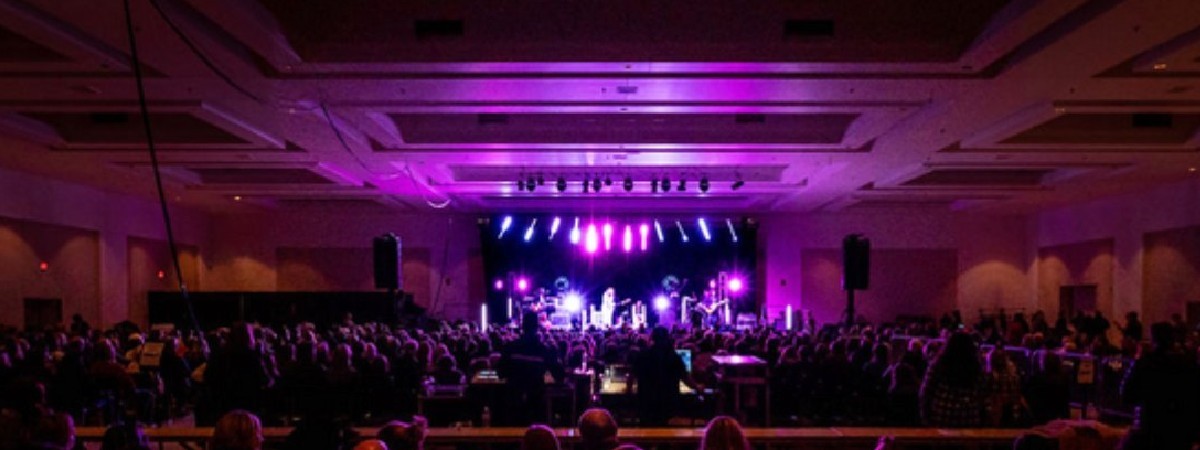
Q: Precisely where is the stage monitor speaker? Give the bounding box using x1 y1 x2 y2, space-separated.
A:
842 234 870 291
373 233 402 290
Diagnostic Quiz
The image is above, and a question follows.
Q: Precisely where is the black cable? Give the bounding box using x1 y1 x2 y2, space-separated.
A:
123 0 203 336
145 0 263 103
319 103 373 172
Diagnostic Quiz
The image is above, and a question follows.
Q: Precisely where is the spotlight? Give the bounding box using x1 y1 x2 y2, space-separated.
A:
651 179 659 193
654 220 665 243
582 179 589 193
602 223 613 251
526 177 536 191
517 277 529 292
654 296 670 312
494 279 505 290
728 277 744 293
623 176 633 192
563 292 583 312
700 177 709 193
731 180 745 190
662 176 672 192
698 218 711 242
569 217 581 245
678 179 686 191
726 218 739 243
585 223 599 253
592 178 602 192
549 216 562 240
604 175 613 186
498 216 513 238
537 174 545 186
675 220 690 243
523 218 538 242
556 176 566 192
517 179 525 192
622 225 633 252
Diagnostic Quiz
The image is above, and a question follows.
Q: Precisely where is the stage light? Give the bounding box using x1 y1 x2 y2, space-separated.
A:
498 216 513 238
526 177 536 192
604 175 613 186
622 225 633 252
549 217 562 240
156 270 165 280
38 261 49 272
654 220 665 243
592 178 602 192
651 179 659 193
654 295 670 312
523 218 538 242
570 217 581 245
731 180 745 190
675 220 690 243
726 218 739 243
709 279 717 289
602 223 614 251
700 177 709 193
661 176 671 192
517 277 529 292
480 304 489 333
728 277 744 293
786 304 793 331
639 224 649 251
556 176 566 192
582 179 589 193
563 292 583 312
698 218 711 242
494 279 504 290
537 174 545 186
517 178 525 192
678 178 686 192
585 224 599 253
623 176 633 192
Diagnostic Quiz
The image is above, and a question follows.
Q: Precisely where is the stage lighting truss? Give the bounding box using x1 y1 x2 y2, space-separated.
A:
517 173 731 195
498 216 746 249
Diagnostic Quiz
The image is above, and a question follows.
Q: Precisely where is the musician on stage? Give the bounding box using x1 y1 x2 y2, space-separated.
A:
691 289 727 330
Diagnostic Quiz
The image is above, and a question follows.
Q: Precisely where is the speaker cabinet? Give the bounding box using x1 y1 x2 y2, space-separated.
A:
373 233 402 290
842 234 870 291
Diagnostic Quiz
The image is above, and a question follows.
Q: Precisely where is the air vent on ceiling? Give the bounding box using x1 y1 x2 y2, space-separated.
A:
784 19 835 38
616 85 638 95
735 114 766 124
477 114 509 125
89 112 130 125
414 19 464 40
1131 113 1173 128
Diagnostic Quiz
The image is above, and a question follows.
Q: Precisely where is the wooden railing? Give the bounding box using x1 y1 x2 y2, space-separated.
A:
75 425 1127 449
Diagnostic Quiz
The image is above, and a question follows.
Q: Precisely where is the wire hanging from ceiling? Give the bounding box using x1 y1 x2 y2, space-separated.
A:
145 0 263 103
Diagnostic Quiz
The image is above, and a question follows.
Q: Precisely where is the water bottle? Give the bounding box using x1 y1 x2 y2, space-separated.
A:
481 406 492 427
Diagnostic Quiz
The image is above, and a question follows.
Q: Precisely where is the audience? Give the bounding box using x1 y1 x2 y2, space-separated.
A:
699 416 750 450
919 332 988 427
376 417 426 450
210 410 263 450
352 439 388 450
520 425 559 450
578 408 620 450
100 423 150 450
1119 322 1200 450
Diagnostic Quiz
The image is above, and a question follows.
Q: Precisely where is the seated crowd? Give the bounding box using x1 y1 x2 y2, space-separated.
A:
0 308 1198 450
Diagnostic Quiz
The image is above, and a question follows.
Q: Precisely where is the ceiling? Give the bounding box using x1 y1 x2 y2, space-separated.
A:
0 0 1199 214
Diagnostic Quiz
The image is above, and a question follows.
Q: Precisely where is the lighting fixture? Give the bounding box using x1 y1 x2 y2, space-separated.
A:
678 178 686 191
526 177 536 191
498 216 513 238
592 178 602 192
582 179 589 193
517 180 525 192
661 176 672 192
698 218 711 241
623 176 633 192
699 177 709 193
651 179 659 193
517 277 529 291
676 220 689 243
549 217 562 240
654 296 670 311
654 220 665 243
639 224 649 251
537 174 545 185
726 218 739 243
605 175 613 186
563 293 583 312
603 223 614 250
556 176 567 192
523 218 538 242
731 180 745 190
569 217 581 244
622 225 633 252
585 223 600 253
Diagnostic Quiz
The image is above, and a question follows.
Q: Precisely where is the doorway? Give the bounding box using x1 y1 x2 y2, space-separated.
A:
1058 284 1098 318
24 298 63 331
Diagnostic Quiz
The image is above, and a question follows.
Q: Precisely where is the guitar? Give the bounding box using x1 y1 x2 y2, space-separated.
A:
694 299 729 316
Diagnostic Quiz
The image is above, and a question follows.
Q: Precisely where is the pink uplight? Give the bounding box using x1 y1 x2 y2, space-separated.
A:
639 224 649 251
585 224 599 254
517 278 529 292
493 279 504 290
602 223 613 251
622 225 633 252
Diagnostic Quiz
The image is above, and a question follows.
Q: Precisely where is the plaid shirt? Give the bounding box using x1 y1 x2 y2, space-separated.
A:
920 368 989 427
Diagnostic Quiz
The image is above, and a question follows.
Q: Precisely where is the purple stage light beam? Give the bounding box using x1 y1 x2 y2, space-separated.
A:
603 223 614 251
622 225 633 252
639 224 650 251
585 224 599 254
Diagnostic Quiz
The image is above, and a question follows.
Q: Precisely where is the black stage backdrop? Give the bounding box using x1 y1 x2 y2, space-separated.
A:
480 215 757 325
